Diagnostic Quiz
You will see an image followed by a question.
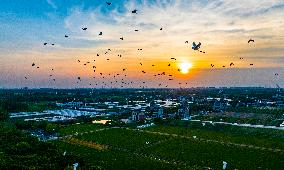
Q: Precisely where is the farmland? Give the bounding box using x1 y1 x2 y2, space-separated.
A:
52 123 284 169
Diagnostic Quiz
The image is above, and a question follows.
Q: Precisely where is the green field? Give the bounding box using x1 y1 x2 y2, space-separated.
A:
58 123 105 136
53 124 284 170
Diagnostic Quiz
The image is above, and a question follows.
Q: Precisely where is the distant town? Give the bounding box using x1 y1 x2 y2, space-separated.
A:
7 87 284 127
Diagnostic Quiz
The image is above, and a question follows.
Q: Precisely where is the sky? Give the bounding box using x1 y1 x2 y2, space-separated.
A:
0 0 284 88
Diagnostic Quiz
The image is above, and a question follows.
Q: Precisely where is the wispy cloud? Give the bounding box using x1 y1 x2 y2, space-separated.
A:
46 0 57 9
63 0 284 52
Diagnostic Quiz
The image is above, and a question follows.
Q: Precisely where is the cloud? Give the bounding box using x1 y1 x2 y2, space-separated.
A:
47 0 57 9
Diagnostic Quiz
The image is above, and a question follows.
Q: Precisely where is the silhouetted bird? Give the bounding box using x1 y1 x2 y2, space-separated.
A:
275 73 279 76
168 64 170 66
132 9 138 14
160 28 163 30
140 62 142 66
25 77 27 79
192 42 201 50
99 32 103 35
32 63 35 66
51 43 54 46
135 29 139 32
106 2 111 5
230 62 234 66
171 57 176 60
185 41 188 44
120 37 124 40
44 43 47 45
65 35 68 38
82 27 87 30
248 39 254 43
250 63 254 66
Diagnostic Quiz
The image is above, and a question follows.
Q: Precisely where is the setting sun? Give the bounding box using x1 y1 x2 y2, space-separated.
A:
179 62 193 74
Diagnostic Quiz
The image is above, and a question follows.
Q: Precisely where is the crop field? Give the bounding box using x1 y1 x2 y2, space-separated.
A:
58 123 105 136
53 124 284 169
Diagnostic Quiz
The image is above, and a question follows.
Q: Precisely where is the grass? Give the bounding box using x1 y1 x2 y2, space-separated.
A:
145 125 284 150
52 123 284 169
58 123 105 136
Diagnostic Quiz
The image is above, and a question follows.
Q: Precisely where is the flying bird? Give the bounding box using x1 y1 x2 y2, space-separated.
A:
132 9 138 14
120 37 124 40
43 43 47 45
65 35 68 38
32 63 35 66
99 32 103 35
106 2 111 5
248 39 254 43
230 62 234 66
192 42 201 51
82 27 87 30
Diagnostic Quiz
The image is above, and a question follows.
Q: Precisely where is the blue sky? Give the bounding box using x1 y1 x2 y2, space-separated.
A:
0 0 284 88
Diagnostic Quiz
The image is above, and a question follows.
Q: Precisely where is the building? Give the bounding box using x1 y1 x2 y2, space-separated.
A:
132 112 145 121
157 107 164 118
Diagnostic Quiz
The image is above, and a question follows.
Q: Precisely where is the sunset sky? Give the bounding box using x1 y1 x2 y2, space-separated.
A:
0 0 284 88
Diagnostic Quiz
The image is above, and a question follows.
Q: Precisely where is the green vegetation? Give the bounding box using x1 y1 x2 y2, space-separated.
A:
0 122 68 169
228 106 284 116
59 123 105 136
51 123 284 169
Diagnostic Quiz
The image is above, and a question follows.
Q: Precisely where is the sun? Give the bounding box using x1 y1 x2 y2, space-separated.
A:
179 62 192 74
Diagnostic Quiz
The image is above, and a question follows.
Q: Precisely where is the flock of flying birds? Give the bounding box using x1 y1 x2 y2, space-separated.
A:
25 2 279 88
